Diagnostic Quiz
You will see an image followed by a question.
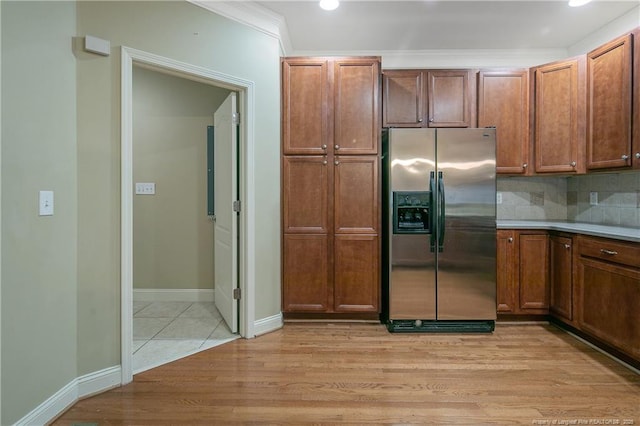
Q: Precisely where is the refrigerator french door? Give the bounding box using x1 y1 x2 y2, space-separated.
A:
383 128 497 333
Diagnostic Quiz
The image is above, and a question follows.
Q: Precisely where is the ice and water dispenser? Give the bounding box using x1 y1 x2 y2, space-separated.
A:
392 191 431 234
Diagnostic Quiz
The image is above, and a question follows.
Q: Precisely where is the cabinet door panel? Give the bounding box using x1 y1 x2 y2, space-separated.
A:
282 156 329 233
334 156 379 234
578 257 640 360
519 233 549 310
427 70 472 127
496 230 517 313
334 59 379 154
334 235 379 312
550 235 573 321
383 70 424 127
534 58 585 173
282 235 330 312
587 33 633 170
282 59 329 155
478 70 529 174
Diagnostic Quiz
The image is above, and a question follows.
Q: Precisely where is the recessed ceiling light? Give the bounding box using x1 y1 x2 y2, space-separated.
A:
319 0 339 11
568 0 592 7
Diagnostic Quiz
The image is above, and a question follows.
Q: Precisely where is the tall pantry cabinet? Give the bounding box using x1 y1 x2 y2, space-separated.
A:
281 57 381 317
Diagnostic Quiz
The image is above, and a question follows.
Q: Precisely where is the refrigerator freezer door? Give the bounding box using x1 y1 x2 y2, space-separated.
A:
389 129 437 320
435 128 497 320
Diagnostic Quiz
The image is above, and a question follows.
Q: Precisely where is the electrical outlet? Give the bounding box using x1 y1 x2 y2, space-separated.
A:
135 182 156 195
496 192 502 205
589 191 598 205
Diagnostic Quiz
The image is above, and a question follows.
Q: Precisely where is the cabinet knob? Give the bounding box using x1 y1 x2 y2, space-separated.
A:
323 159 328 165
334 145 340 150
564 244 571 249
429 118 434 123
321 144 327 150
522 163 528 169
508 237 513 243
570 161 576 167
621 154 629 160
635 152 640 159
418 118 423 123
334 160 340 165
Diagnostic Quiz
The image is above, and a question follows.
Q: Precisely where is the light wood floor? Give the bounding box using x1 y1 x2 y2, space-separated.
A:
53 322 640 425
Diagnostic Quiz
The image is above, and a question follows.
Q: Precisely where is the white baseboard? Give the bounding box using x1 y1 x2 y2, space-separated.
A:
16 366 121 426
253 312 283 337
133 288 215 302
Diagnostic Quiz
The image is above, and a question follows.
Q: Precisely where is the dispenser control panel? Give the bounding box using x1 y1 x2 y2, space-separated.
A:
393 191 431 234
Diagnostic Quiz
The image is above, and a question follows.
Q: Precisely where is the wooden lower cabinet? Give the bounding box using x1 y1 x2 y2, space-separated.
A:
575 235 640 361
549 233 574 322
334 235 379 312
497 230 549 316
282 234 380 315
282 234 329 312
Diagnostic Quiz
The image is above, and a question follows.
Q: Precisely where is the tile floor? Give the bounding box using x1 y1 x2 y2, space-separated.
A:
133 301 238 374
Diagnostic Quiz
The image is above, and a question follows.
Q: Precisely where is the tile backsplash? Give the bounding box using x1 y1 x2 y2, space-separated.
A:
497 171 640 228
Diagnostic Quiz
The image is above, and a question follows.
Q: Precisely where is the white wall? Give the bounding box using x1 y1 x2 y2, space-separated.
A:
75 1 281 376
1 2 78 424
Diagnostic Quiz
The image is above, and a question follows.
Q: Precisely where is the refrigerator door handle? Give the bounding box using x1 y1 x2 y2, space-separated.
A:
429 171 436 253
438 171 445 252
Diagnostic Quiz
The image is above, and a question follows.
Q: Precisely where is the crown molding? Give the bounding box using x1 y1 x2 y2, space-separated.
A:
188 1 292 55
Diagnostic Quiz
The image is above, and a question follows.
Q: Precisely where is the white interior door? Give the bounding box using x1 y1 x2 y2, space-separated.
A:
214 92 238 333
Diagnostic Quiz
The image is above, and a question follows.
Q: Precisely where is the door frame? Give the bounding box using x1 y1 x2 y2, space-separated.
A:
120 46 256 385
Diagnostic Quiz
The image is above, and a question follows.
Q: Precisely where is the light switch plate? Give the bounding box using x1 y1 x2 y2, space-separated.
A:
135 182 156 195
589 191 598 205
39 190 54 216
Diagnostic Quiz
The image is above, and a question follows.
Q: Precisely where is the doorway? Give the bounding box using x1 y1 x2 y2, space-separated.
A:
130 67 239 373
121 47 257 385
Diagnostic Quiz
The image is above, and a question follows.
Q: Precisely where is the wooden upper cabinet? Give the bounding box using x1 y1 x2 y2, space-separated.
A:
383 70 424 127
281 58 329 155
382 69 474 128
282 57 380 156
534 57 586 174
587 33 633 170
282 156 329 234
334 58 380 154
427 70 474 128
478 69 530 174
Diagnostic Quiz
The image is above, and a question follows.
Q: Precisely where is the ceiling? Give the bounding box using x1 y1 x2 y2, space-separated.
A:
254 1 639 53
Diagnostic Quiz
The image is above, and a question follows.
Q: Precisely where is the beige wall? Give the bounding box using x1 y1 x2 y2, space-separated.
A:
132 66 231 291
76 1 282 376
1 2 78 424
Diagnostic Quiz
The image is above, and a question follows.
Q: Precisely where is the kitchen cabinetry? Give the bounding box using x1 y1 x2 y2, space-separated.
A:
575 235 640 361
549 233 573 323
281 56 381 316
533 57 586 174
587 33 634 170
496 230 549 316
477 69 530 174
383 69 475 128
633 27 640 169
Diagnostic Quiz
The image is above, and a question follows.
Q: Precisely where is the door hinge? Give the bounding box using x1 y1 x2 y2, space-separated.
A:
232 112 240 125
232 200 241 213
233 288 241 300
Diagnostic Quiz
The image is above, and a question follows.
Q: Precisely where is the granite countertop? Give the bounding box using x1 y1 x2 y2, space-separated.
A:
496 220 640 243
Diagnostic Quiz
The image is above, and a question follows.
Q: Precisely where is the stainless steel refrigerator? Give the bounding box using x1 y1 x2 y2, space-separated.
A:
382 128 497 332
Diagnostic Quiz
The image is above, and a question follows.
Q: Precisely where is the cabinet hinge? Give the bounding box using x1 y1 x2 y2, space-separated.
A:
232 112 240 125
233 200 241 213
233 288 241 300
